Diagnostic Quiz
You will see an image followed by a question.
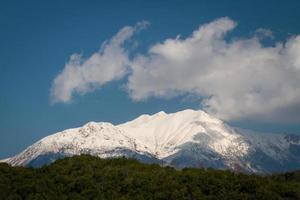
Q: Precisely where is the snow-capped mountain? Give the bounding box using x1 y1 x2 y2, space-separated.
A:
2 109 300 174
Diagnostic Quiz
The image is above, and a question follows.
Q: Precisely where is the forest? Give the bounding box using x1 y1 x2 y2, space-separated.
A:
1 155 300 200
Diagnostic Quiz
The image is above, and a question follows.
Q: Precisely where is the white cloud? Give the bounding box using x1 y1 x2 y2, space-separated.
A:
127 17 300 122
254 28 274 39
50 21 149 103
51 17 300 123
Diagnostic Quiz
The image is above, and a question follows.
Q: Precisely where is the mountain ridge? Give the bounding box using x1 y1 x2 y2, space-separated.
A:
2 109 300 173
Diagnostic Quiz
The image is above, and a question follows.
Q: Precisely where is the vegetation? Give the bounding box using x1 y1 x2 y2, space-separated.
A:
0 155 300 200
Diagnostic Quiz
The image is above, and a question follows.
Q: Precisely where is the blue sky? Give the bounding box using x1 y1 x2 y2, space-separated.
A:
1 0 300 158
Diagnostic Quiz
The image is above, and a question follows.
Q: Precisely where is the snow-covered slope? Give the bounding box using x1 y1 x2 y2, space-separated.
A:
119 110 248 159
2 109 300 173
5 122 156 167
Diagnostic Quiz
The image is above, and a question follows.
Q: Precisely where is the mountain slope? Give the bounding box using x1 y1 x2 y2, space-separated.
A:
2 109 300 173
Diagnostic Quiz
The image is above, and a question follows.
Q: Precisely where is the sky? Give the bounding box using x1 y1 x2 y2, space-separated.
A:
1 0 300 159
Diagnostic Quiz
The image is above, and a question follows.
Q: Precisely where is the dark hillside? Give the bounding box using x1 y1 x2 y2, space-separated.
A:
0 155 300 200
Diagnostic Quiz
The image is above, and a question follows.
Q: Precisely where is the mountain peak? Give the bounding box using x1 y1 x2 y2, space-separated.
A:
3 109 300 174
166 109 222 124
83 121 114 128
154 111 166 116
118 109 231 158
134 109 221 124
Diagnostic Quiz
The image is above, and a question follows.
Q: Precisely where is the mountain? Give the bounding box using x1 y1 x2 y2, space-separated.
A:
2 109 300 173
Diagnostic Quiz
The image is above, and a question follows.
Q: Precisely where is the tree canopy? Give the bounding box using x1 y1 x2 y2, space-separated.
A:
1 155 300 200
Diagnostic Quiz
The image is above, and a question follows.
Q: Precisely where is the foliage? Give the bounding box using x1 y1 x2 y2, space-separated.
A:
0 155 300 200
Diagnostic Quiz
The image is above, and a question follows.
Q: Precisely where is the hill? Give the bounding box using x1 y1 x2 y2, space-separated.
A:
1 155 300 200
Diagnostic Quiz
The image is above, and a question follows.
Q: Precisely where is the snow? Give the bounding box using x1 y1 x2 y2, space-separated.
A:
3 109 299 173
118 109 246 158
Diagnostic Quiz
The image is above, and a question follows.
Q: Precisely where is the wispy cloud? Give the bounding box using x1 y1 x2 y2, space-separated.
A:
51 18 300 123
50 21 149 103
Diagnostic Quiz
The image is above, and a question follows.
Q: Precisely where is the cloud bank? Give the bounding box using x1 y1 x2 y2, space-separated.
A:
51 17 300 123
